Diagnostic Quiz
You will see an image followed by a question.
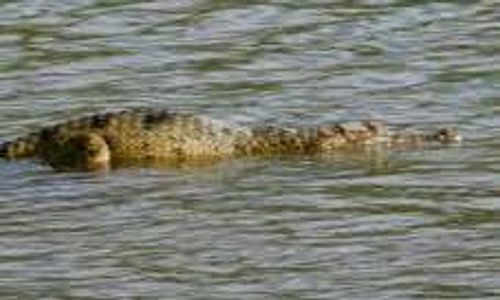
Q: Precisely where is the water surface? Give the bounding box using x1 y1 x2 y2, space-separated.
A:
0 1 499 299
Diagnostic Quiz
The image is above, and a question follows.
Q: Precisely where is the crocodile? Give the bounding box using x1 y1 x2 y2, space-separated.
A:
0 107 461 171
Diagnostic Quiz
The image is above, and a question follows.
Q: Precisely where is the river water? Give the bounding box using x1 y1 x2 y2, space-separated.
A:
0 1 499 299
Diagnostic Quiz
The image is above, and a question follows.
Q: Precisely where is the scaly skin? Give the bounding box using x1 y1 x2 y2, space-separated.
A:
0 108 461 170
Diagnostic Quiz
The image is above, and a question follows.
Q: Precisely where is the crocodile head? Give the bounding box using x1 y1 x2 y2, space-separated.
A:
431 127 462 143
47 133 111 171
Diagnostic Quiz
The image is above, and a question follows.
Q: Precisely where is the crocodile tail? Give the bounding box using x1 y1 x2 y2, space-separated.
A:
0 134 40 159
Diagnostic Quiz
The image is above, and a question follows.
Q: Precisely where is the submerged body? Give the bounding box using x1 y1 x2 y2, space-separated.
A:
0 108 461 170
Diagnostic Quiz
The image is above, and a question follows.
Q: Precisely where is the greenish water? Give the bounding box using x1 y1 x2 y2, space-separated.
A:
0 1 499 299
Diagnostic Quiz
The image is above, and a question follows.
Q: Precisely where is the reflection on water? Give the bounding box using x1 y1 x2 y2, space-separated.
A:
0 0 499 299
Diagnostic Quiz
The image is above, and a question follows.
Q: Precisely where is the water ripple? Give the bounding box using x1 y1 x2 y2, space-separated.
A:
0 0 499 299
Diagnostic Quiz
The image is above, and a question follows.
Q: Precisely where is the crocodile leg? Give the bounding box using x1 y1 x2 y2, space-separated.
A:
41 132 111 171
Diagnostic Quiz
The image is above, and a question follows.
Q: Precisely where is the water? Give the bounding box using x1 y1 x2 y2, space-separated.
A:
0 1 499 299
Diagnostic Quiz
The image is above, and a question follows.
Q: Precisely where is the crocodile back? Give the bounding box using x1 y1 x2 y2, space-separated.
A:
1 108 251 162
95 109 251 160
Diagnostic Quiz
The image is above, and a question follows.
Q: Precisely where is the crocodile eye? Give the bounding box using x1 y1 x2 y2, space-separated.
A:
364 120 388 136
435 128 461 143
91 114 107 128
436 129 446 140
